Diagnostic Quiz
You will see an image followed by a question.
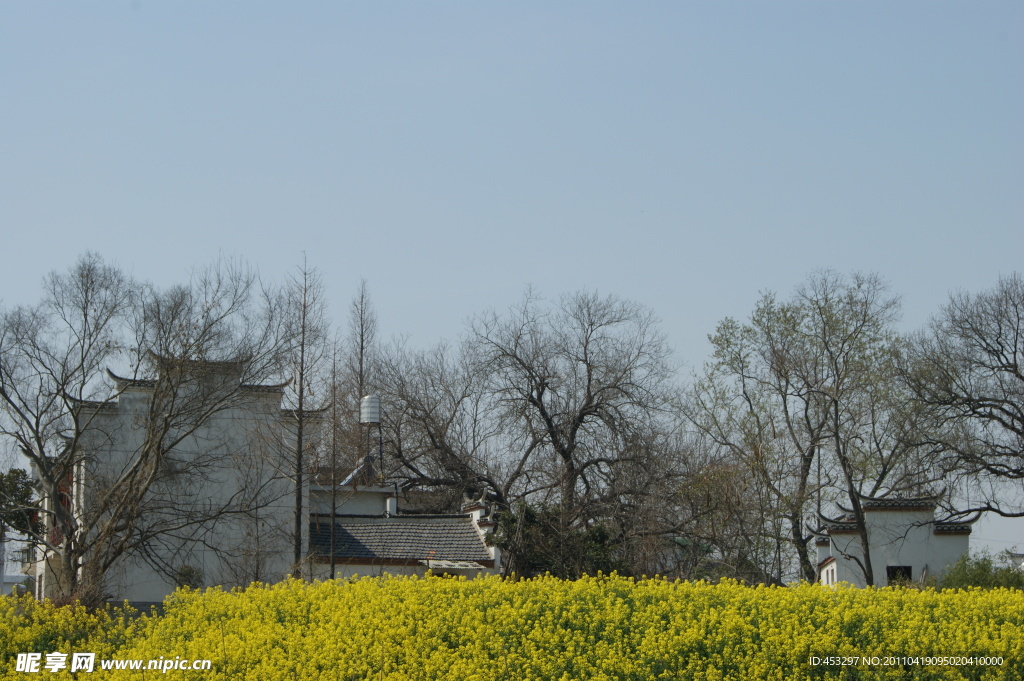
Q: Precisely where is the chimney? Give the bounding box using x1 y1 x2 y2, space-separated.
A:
462 501 487 522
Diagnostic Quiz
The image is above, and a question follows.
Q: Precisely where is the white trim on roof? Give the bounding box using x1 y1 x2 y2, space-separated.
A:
418 560 486 570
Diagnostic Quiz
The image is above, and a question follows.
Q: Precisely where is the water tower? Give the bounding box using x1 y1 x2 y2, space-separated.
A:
359 395 383 483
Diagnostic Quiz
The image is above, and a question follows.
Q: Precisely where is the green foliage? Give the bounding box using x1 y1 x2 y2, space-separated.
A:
940 552 1024 590
173 564 205 589
0 468 39 538
495 502 626 579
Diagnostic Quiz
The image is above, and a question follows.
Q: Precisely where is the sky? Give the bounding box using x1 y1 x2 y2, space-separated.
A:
2 2 1022 553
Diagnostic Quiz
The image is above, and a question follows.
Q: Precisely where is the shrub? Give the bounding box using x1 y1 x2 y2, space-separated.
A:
940 552 1024 590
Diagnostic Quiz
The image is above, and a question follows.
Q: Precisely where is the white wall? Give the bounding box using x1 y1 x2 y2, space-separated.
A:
309 486 392 516
39 382 301 603
824 508 969 587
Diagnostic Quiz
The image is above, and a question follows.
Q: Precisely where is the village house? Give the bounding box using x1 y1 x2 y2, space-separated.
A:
25 361 497 606
28 364 298 604
307 477 499 579
815 497 974 587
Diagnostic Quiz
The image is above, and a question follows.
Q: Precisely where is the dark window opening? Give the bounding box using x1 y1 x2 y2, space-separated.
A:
886 565 912 584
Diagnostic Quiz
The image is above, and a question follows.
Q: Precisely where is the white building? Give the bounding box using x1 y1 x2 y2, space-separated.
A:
29 363 300 605
816 498 974 587
27 362 497 605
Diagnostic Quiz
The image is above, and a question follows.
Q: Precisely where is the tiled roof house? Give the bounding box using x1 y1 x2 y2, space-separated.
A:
26 359 500 606
307 479 500 578
814 496 975 587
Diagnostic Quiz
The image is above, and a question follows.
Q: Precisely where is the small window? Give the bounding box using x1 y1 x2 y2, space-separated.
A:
886 565 912 585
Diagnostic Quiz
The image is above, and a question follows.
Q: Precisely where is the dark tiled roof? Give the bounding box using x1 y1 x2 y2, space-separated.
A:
107 368 290 393
67 396 120 411
242 383 289 394
106 368 157 390
309 515 492 563
933 522 973 535
824 523 860 534
862 498 937 511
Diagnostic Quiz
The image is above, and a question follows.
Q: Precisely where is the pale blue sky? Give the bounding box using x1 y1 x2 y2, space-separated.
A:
2 2 1022 549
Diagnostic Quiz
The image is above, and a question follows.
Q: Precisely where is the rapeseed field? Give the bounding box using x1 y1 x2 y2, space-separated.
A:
3 575 1022 680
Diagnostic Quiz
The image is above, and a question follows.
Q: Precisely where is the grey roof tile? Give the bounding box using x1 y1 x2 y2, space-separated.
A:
309 515 491 562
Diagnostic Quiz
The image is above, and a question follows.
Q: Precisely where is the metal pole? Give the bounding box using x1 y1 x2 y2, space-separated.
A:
329 349 338 579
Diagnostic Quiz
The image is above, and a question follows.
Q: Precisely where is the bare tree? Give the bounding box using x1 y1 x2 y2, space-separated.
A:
377 290 680 577
471 290 674 512
613 428 783 583
379 340 504 508
0 254 291 604
0 253 132 602
316 280 375 577
280 258 330 579
337 279 380 478
906 274 1024 516
347 279 378 404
